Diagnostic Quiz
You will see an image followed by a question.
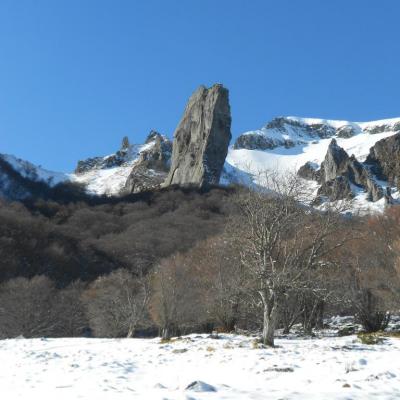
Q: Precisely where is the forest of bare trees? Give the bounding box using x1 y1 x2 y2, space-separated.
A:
0 182 399 345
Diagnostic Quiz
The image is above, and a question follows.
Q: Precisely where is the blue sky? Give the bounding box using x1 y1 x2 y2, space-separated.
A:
1 0 399 171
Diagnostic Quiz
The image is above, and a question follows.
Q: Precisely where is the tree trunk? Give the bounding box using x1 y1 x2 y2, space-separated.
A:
127 324 134 338
262 301 278 347
161 326 171 340
315 301 324 330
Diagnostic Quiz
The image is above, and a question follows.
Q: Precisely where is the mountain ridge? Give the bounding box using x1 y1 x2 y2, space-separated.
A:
2 114 400 213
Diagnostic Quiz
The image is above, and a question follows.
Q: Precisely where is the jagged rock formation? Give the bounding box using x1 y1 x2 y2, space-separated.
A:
364 121 400 135
75 137 135 175
4 110 400 212
319 139 350 183
72 132 172 196
124 131 172 193
265 117 337 138
163 84 231 188
366 132 400 188
234 134 286 151
297 161 320 181
336 125 357 138
315 176 353 203
315 139 384 202
233 117 341 150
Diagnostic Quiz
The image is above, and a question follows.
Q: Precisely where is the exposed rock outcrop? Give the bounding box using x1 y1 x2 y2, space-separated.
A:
265 117 336 139
75 137 134 174
233 134 285 150
366 132 400 187
336 125 358 138
346 155 384 202
163 84 231 188
319 139 350 183
297 161 320 181
316 176 353 203
363 122 400 135
72 131 172 196
232 117 354 151
124 131 172 193
316 139 384 202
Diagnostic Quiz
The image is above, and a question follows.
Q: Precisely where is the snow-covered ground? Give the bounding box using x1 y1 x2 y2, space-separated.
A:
2 332 399 399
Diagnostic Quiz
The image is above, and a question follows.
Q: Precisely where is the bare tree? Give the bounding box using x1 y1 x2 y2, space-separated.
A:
185 235 247 332
83 269 149 338
233 171 349 346
331 208 400 332
149 252 210 339
55 280 88 337
0 276 60 338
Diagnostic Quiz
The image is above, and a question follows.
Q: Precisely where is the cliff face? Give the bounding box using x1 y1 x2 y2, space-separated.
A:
123 131 172 194
163 84 232 188
366 132 400 187
313 139 385 203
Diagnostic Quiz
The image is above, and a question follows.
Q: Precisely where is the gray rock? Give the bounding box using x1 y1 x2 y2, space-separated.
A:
234 117 342 152
366 132 400 187
121 136 130 150
265 116 304 130
124 131 172 194
317 139 384 202
320 139 350 183
307 123 336 139
384 187 394 205
316 176 353 202
346 155 383 202
185 381 217 392
163 84 231 188
233 134 278 150
336 125 358 138
75 136 133 174
75 156 104 174
297 161 320 181
363 123 400 135
265 117 336 139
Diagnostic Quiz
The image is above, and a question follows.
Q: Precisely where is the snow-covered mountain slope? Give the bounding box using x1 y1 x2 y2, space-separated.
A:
225 116 400 213
0 154 68 200
0 131 172 201
70 132 172 196
1 154 68 186
3 116 400 214
70 142 152 196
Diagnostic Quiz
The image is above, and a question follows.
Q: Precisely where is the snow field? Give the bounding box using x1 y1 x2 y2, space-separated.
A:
2 333 400 399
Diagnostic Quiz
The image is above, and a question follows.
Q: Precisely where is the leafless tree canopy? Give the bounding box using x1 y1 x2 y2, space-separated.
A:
0 178 399 340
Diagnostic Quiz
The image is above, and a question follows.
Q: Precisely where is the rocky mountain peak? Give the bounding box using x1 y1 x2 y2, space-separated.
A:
315 139 385 203
121 136 130 150
320 139 350 183
366 132 400 187
145 130 164 144
163 84 232 188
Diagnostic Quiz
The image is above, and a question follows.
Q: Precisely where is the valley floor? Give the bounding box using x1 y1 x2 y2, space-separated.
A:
2 331 400 399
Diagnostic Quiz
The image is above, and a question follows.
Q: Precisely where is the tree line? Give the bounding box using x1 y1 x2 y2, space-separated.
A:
0 179 399 345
